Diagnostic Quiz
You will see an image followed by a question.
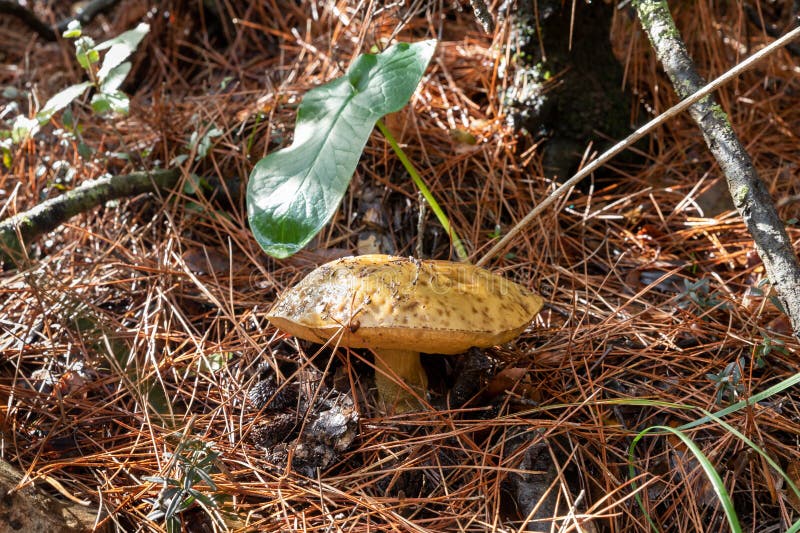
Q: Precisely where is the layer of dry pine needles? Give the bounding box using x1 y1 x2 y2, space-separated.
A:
1 1 800 531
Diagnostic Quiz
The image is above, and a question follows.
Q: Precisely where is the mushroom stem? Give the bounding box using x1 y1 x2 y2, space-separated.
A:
373 349 428 412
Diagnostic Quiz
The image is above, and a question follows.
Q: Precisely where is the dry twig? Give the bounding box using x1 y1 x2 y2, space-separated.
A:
0 0 119 41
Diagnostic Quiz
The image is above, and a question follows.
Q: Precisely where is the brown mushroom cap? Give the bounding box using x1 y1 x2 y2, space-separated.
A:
267 255 543 354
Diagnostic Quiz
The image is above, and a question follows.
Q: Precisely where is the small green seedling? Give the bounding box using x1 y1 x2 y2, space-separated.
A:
1 21 148 146
144 437 224 533
678 277 730 311
706 356 746 404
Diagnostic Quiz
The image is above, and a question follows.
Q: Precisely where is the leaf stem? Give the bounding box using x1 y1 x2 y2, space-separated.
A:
376 119 469 262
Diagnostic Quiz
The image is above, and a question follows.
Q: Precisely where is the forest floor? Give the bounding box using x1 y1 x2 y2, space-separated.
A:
1 1 800 532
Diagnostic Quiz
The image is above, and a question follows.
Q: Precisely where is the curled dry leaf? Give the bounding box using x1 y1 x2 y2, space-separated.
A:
486 367 531 398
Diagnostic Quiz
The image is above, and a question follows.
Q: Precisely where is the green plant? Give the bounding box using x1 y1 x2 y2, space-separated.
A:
246 40 467 260
1 21 148 146
677 277 730 311
705 332 788 402
144 437 223 533
628 423 741 533
755 331 788 367
706 356 746 404
624 372 800 533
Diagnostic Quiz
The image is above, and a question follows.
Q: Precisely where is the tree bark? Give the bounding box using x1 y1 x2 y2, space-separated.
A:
506 1 638 181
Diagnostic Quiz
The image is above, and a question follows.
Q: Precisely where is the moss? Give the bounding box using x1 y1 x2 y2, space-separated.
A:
635 0 682 42
676 79 695 98
506 0 642 179
734 185 749 207
709 103 729 122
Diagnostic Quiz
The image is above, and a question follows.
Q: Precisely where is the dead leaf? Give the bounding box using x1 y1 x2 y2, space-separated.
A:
766 315 792 336
486 367 537 400
182 247 231 275
357 231 384 255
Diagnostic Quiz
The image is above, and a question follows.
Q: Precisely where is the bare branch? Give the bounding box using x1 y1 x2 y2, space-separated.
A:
0 0 119 41
0 168 179 266
633 0 800 337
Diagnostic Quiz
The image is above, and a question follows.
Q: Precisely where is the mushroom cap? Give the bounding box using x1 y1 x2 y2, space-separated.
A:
267 255 544 355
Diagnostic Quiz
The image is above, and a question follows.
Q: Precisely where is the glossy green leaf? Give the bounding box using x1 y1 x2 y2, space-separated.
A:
37 82 92 124
11 115 39 142
247 40 436 258
74 37 98 69
101 62 132 93
62 20 82 39
95 23 150 83
91 90 129 115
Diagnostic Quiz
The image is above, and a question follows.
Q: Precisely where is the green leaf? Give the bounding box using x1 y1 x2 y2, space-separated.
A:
170 154 189 167
2 146 12 168
74 37 99 69
95 23 150 82
189 127 223 159
2 86 21 99
11 115 39 143
63 20 82 39
91 96 111 114
247 40 436 258
142 475 172 485
164 490 186 519
629 425 742 533
165 516 182 533
37 82 92 124
101 61 132 93
190 490 219 509
91 90 129 115
77 141 94 160
193 468 218 492
62 108 74 129
697 408 800 512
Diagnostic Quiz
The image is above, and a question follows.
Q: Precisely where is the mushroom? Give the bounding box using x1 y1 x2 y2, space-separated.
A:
267 255 544 411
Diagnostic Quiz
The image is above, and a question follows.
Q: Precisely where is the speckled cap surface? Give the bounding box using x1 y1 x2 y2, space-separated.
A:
267 255 544 354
